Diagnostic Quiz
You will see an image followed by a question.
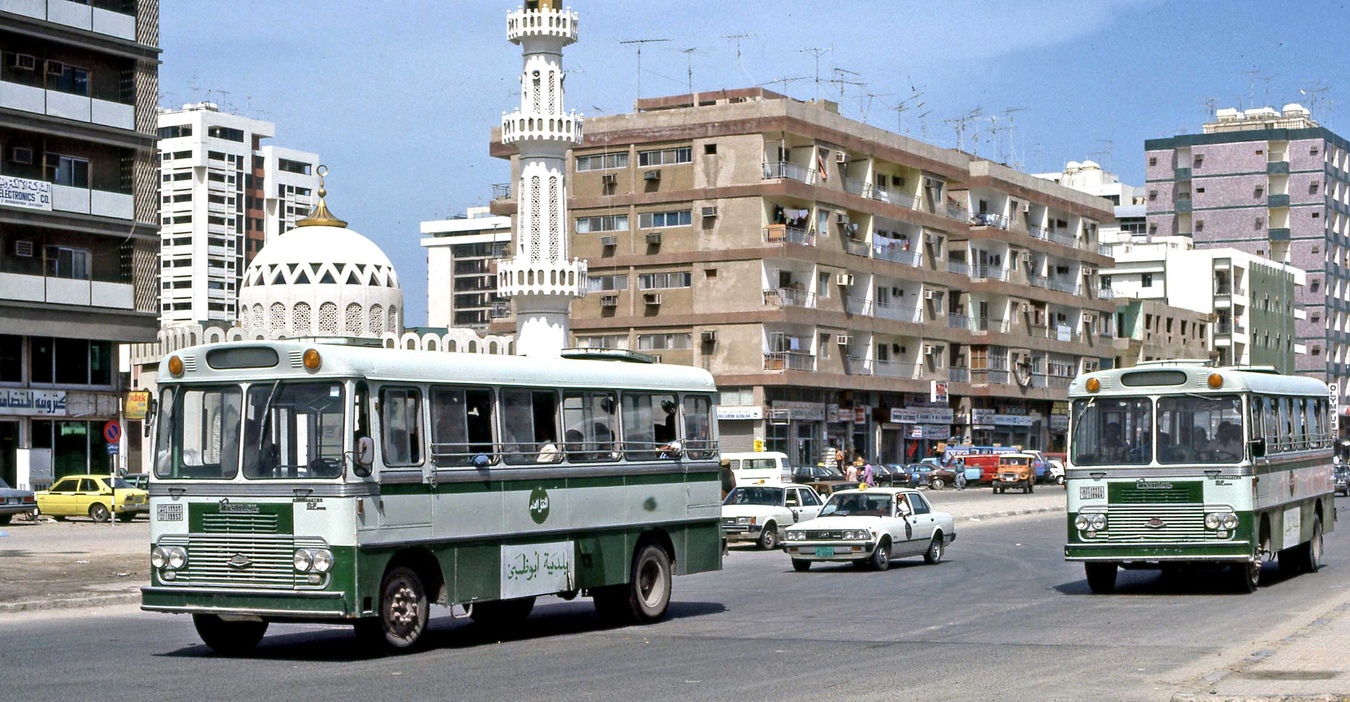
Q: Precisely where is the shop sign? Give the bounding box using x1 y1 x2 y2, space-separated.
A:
716 406 763 420
0 175 51 212
772 401 826 421
854 407 868 424
125 390 151 420
908 424 950 439
971 408 1034 427
826 403 840 423
1056 325 1072 342
0 390 67 416
930 380 948 403
1051 401 1069 415
1050 414 1069 430
890 407 954 424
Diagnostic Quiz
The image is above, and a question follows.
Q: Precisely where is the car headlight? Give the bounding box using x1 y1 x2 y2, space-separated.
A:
786 531 805 541
736 516 751 525
165 546 187 570
293 549 314 573
310 549 334 573
844 529 869 540
151 547 167 569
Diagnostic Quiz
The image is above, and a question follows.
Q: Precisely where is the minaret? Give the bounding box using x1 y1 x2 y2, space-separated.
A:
497 1 586 357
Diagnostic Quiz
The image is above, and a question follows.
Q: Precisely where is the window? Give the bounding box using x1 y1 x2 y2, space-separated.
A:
429 386 495 466
1255 217 1264 230
1148 190 1157 201
207 126 244 142
380 387 422 466
1195 187 1205 194
1141 273 1153 288
638 210 692 228
1070 397 1153 466
575 334 629 349
638 147 693 167
1157 395 1243 464
1254 185 1265 198
585 274 628 292
575 152 629 171
1193 154 1204 167
500 388 560 465
238 383 344 479
44 246 90 280
562 391 618 462
638 271 691 289
45 154 89 188
704 144 717 155
637 333 692 350
683 395 715 458
277 158 312 175
1310 181 1320 194
154 386 243 480
47 64 89 96
157 125 192 139
575 214 629 233
1148 156 1158 167
1311 279 1321 292
621 392 678 460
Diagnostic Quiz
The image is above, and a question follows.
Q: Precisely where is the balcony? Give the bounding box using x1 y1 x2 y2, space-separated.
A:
1174 167 1192 181
1097 243 1113 256
50 184 134 220
946 260 969 276
1096 286 1115 300
763 287 816 308
949 366 970 383
1269 228 1291 241
1028 224 1050 241
843 177 868 197
1267 161 1290 175
1047 229 1077 248
969 263 1009 281
873 302 922 323
491 183 511 201
763 225 815 246
1268 193 1290 208
0 79 135 130
945 203 969 222
845 295 871 315
764 351 815 371
875 359 921 379
1215 321 1233 335
947 313 969 330
972 212 1010 230
0 270 134 309
872 186 916 209
1 0 137 40
763 161 813 184
872 242 921 266
1045 278 1080 295
844 356 874 376
1174 198 1192 213
842 237 869 257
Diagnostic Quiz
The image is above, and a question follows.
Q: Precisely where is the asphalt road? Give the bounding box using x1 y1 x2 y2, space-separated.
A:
2 506 1348 702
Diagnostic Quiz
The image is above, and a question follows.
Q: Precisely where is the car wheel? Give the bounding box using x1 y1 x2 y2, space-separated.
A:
1028 480 1034 494
923 534 944 564
1056 475 1066 486
193 613 268 655
0 514 10 526
870 539 891 571
117 512 135 523
930 478 945 490
88 502 111 523
758 522 778 550
364 566 429 650
791 558 811 572
471 596 536 625
1085 562 1117 593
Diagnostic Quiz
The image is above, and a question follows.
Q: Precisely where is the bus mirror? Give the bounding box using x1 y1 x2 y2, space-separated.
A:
355 436 375 475
1249 438 1265 459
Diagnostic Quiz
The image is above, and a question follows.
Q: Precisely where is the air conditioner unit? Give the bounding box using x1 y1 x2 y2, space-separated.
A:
601 173 617 185
700 330 718 344
835 152 848 163
925 234 937 245
700 205 718 218
45 59 63 75
924 290 936 300
9 53 36 71
644 170 661 181
1022 203 1031 213
643 293 662 305
645 232 662 245
600 294 618 307
13 240 34 257
924 178 939 188
923 344 935 355
836 212 849 224
599 235 616 247
836 273 855 286
891 343 902 353
8 147 33 165
836 334 853 345
1020 303 1030 313
1020 252 1033 264
1083 312 1096 322
891 287 902 296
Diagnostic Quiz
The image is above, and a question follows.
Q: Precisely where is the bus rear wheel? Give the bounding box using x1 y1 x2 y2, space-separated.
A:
593 542 672 625
193 614 267 655
1085 562 1117 593
360 566 429 651
1303 514 1324 573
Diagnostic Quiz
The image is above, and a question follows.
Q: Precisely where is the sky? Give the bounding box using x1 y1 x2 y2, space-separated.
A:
160 1 1350 327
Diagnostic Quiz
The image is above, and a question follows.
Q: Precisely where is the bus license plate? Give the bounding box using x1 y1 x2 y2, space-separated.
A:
1080 485 1105 500
814 546 835 557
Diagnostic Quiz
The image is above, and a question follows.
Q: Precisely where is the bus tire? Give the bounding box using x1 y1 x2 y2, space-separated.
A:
1232 559 1260 593
193 613 267 655
758 522 778 550
471 596 536 626
1303 514 1324 573
1085 562 1117 593
367 566 429 650
791 558 811 572
594 542 672 625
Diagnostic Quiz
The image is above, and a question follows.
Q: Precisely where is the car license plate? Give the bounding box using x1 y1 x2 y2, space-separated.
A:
814 546 835 557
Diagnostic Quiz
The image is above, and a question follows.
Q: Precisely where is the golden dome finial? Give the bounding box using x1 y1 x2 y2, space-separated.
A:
296 164 348 228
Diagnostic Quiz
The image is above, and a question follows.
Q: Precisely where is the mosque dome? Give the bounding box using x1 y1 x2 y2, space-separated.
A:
237 171 403 339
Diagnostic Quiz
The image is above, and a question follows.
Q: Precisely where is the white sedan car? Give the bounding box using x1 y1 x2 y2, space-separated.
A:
782 487 955 571
721 484 824 550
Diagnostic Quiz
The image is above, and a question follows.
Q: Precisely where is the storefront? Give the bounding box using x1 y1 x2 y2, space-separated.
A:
884 404 955 464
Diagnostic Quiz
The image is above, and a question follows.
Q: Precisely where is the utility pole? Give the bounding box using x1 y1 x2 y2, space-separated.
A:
620 38 670 100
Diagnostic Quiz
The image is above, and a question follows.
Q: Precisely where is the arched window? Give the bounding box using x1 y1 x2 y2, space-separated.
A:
293 302 312 335
269 302 286 332
369 305 384 334
318 302 339 334
345 303 364 335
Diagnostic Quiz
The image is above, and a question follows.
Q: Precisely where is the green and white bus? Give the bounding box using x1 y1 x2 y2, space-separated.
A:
142 341 722 653
1065 361 1335 593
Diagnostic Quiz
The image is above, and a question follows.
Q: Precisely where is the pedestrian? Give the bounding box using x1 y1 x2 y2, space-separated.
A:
845 461 859 482
863 461 875 487
955 464 967 490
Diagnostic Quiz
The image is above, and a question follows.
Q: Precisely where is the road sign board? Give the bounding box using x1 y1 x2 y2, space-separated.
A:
106 443 119 455
103 421 122 443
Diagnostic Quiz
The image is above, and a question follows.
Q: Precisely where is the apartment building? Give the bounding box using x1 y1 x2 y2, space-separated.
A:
0 0 159 487
489 88 1116 464
1113 299 1213 368
421 206 511 332
1145 104 1348 390
157 103 319 327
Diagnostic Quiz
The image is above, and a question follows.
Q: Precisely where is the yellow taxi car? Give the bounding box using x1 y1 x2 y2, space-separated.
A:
36 475 148 523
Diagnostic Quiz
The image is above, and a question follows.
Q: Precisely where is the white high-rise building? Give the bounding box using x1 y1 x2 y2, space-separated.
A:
421 207 511 331
156 103 320 327
495 0 587 357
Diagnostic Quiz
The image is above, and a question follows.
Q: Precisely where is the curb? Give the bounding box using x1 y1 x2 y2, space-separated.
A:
0 589 141 615
960 505 1064 522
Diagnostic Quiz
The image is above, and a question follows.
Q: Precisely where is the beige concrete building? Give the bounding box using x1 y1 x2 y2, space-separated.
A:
489 88 1117 464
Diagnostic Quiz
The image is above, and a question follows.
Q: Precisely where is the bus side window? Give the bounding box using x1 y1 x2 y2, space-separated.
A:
501 389 560 465
381 387 422 466
430 386 470 467
621 393 677 461
683 395 715 459
1261 396 1277 452
563 391 618 462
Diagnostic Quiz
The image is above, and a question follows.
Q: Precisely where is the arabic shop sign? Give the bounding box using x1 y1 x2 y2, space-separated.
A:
0 390 67 416
889 407 954 424
0 175 51 212
970 408 1035 427
716 406 763 420
500 541 575 600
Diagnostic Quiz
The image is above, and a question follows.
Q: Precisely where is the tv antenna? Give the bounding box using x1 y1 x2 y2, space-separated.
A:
859 90 891 125
1301 80 1330 121
620 38 670 100
723 33 755 84
943 108 983 153
827 67 863 117
1202 96 1218 119
997 107 1026 168
796 47 831 102
759 75 808 96
1092 139 1114 169
680 47 698 97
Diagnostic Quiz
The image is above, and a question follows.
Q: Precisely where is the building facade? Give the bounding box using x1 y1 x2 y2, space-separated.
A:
489 88 1117 465
1145 104 1347 391
421 206 511 331
156 103 319 327
0 0 160 487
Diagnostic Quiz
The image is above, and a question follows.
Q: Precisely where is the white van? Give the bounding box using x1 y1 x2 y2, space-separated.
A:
723 451 794 486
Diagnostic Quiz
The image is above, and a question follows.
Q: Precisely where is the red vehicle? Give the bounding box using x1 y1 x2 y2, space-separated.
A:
949 454 1000 484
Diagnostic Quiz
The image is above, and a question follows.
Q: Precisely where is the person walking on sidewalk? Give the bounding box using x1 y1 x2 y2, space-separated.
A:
845 461 859 483
862 462 875 487
955 465 967 490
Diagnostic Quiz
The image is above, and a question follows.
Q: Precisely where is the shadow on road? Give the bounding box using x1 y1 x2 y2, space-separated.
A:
159 599 727 661
1054 562 1316 596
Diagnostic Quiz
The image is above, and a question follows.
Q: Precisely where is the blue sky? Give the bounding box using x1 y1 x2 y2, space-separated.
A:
161 1 1349 326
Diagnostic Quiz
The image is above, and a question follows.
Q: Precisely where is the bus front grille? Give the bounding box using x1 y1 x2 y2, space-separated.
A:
1105 504 1206 541
179 535 298 589
202 513 279 534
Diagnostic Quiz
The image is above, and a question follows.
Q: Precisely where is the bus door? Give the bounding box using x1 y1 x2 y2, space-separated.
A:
377 386 432 528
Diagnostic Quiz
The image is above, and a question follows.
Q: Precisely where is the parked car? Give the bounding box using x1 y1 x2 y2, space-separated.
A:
782 487 956 571
793 464 858 495
722 484 824 550
882 464 911 485
36 475 148 523
993 453 1036 494
0 477 37 525
1335 463 1349 496
1044 459 1066 486
949 454 1001 484
723 451 794 486
906 463 934 488
122 473 149 491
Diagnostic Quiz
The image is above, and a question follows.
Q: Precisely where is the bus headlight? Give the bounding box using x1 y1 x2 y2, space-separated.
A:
1205 513 1220 529
1076 514 1106 531
165 546 188 570
310 549 334 573
1075 515 1091 531
293 549 314 572
1205 512 1238 530
1088 514 1106 531
151 547 167 569
1221 513 1238 530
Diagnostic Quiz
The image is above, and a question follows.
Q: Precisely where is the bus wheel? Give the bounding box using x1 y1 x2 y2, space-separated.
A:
1232 559 1260 593
791 558 811 572
1303 514 1324 573
594 543 672 624
1085 563 1117 593
471 596 536 625
369 566 429 650
193 614 267 655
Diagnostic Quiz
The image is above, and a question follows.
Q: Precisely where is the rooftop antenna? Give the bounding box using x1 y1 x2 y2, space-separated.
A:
999 107 1026 168
759 75 808 96
1301 81 1330 121
917 105 933 141
885 89 923 136
826 67 863 118
723 33 755 85
1092 139 1114 170
943 107 983 153
620 38 670 100
1202 96 1218 119
797 47 831 102
859 90 891 125
680 47 697 97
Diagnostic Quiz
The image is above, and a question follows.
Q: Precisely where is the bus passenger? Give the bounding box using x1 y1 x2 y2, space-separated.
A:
1102 422 1127 462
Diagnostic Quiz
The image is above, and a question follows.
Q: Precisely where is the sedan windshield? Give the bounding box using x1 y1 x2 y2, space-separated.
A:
723 487 784 506
820 492 893 517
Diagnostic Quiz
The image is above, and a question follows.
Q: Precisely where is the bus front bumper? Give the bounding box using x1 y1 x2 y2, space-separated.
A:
141 586 350 619
1066 542 1255 563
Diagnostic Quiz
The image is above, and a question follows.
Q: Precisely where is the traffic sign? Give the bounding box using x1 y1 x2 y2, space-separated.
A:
106 443 119 455
103 421 122 444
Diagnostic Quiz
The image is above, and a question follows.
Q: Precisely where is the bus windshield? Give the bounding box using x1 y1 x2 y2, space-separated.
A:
1071 398 1152 466
1157 394 1244 464
155 385 243 480
243 382 346 479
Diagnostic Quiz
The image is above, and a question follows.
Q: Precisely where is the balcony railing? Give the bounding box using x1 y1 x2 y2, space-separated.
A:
1046 278 1080 295
763 287 816 308
1097 243 1113 256
763 161 814 184
946 203 969 222
0 79 135 131
764 351 815 371
1028 224 1050 241
946 260 969 276
843 237 870 257
1096 286 1115 300
874 302 923 323
949 366 970 383
972 212 1010 229
969 263 1009 281
873 187 916 209
492 183 511 200
875 359 922 379
845 296 872 315
763 225 815 246
1027 275 1048 289
948 313 969 329
3 0 136 40
0 271 134 309
872 242 921 266
845 356 874 375
843 177 868 197
1048 230 1078 248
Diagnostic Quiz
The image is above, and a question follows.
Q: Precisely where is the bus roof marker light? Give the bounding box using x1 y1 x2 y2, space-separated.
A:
1208 373 1224 389
168 355 184 377
1085 377 1101 393
303 349 322 370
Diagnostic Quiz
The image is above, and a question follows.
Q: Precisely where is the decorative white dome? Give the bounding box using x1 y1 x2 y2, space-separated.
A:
238 191 403 339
